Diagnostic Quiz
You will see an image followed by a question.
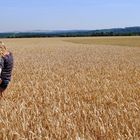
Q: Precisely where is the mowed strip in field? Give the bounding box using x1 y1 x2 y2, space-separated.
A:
0 37 140 139
65 36 140 47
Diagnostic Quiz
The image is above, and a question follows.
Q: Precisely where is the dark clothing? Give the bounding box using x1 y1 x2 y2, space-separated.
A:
0 52 14 81
0 52 13 92
0 80 9 92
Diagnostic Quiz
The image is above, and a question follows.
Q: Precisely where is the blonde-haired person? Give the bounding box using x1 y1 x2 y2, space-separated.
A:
0 41 14 97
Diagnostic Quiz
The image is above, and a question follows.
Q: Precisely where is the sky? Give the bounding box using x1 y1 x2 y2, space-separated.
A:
0 0 140 32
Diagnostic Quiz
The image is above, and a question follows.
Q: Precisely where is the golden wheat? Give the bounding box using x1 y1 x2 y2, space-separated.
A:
66 36 140 47
0 37 140 140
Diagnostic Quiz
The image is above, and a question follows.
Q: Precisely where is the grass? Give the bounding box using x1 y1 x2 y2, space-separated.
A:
0 37 140 139
65 36 140 47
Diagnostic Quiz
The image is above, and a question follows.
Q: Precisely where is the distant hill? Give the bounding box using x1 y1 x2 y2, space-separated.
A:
0 26 140 38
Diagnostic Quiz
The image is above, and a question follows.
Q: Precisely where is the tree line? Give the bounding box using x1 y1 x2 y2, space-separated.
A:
0 27 140 38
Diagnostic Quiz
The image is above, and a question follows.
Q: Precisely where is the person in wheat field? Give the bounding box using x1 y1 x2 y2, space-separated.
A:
0 41 14 97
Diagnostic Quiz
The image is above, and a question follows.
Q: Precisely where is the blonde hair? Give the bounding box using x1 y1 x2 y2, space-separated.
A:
0 41 7 56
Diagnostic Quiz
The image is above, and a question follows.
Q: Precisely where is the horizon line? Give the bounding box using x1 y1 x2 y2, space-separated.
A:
0 26 140 33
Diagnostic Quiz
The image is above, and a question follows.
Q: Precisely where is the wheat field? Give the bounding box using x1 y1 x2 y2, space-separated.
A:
0 37 140 140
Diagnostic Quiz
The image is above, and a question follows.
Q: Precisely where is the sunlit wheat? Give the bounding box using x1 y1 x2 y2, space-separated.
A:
0 37 139 140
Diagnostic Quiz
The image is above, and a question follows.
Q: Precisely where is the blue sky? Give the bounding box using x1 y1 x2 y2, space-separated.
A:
0 0 140 32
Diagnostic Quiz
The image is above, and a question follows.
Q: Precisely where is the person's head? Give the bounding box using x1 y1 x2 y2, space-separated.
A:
0 41 7 56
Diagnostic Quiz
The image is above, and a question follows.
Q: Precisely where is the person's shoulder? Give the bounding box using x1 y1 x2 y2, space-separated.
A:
6 52 13 57
9 52 13 56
